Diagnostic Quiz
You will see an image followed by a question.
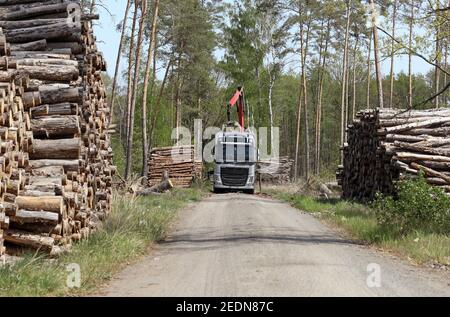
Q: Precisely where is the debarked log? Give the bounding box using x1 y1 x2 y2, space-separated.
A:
15 196 64 213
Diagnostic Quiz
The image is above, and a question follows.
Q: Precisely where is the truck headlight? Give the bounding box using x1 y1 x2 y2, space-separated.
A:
248 176 255 183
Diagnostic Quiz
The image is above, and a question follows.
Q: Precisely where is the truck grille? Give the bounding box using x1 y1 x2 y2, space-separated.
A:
221 167 249 187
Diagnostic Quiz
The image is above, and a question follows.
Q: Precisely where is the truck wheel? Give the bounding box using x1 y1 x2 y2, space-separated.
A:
244 189 255 195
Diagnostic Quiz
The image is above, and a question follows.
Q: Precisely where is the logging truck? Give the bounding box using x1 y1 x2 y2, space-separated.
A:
213 87 258 194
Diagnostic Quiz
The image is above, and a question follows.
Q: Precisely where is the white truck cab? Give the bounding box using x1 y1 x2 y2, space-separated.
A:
213 129 258 194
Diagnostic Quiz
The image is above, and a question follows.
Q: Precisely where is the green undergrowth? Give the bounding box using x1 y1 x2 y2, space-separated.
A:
269 180 450 267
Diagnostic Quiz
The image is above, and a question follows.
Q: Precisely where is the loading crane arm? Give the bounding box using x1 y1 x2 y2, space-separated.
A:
227 86 246 131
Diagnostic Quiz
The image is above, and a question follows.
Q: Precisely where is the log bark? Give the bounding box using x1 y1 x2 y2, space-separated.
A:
411 162 450 183
30 103 78 117
4 229 54 251
30 138 81 159
0 18 65 29
10 39 46 51
3 22 81 43
17 64 78 82
394 141 450 156
46 42 83 54
11 210 59 225
0 3 70 21
29 159 80 172
38 87 81 105
32 115 80 137
396 152 450 163
381 117 450 134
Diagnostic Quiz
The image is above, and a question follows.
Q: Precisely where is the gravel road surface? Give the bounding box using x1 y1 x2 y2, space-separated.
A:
100 193 450 297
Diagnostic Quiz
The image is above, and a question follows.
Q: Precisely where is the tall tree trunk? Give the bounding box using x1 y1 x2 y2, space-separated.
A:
256 67 263 125
389 0 397 108
268 74 275 153
315 20 330 175
340 0 351 163
366 28 373 109
149 60 172 152
125 0 148 180
124 1 138 161
141 0 160 178
434 1 441 108
175 50 183 142
251 101 255 127
345 36 351 142
284 113 290 158
408 0 414 109
352 34 359 121
148 47 158 114
110 0 131 124
170 64 175 130
197 81 202 113
302 20 312 180
445 0 450 106
294 23 305 180
444 33 449 106
314 20 325 174
247 97 252 128
370 0 384 108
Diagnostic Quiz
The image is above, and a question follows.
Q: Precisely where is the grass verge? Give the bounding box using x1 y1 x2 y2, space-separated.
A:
269 190 450 267
0 187 205 297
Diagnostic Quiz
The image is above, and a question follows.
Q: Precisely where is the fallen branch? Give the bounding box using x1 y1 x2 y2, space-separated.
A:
136 179 174 196
136 170 173 195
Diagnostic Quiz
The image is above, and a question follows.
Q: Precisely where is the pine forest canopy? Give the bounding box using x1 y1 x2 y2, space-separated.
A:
91 0 450 180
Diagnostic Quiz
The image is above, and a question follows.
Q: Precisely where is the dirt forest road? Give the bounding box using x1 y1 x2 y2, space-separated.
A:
100 193 450 297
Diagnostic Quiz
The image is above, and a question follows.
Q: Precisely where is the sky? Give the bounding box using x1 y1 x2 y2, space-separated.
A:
94 1 125 78
94 1 433 81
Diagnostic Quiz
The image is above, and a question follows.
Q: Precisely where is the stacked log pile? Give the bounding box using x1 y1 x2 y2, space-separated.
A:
148 146 202 188
258 157 293 184
194 160 203 181
0 26 8 259
0 0 115 255
0 25 32 256
337 108 450 201
0 210 7 258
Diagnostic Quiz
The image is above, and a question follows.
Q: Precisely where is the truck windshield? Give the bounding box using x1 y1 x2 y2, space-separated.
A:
215 135 257 164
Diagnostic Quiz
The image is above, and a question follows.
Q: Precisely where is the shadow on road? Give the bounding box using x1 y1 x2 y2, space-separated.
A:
160 229 360 253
